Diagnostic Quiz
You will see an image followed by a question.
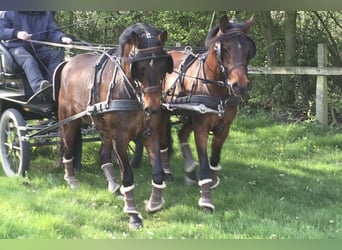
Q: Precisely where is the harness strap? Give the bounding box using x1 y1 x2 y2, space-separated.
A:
24 99 143 140
168 95 241 109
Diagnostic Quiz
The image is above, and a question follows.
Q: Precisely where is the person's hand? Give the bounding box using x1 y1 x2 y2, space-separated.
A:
17 31 32 40
61 37 72 44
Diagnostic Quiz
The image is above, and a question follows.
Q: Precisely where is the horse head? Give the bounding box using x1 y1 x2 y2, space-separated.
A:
120 23 173 112
206 15 256 96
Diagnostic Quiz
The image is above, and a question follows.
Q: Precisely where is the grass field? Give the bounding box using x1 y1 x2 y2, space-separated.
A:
0 111 341 239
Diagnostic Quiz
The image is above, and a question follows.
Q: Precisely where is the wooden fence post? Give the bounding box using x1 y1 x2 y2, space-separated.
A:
316 44 328 126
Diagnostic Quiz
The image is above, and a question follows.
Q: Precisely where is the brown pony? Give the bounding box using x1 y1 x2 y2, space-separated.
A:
159 15 256 212
57 23 173 229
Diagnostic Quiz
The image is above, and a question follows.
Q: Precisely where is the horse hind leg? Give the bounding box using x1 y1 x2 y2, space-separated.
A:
100 142 120 194
60 123 79 189
160 147 173 181
101 163 120 194
63 156 78 189
179 121 198 185
159 115 174 181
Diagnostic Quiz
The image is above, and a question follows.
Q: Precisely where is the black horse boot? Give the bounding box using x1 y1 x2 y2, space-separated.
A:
209 164 221 189
145 181 166 213
181 142 198 185
120 185 143 229
101 163 120 194
63 157 78 189
198 179 215 212
160 148 173 181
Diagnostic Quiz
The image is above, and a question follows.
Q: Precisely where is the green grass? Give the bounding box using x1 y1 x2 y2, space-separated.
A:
0 111 341 239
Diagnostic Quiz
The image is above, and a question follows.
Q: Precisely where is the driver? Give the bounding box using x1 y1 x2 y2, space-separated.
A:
0 11 73 94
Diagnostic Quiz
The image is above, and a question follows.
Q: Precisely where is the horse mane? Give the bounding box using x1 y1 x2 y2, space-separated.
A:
117 23 162 56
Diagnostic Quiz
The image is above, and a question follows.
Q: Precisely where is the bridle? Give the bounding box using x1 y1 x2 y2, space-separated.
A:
166 29 255 98
129 45 172 95
212 30 255 95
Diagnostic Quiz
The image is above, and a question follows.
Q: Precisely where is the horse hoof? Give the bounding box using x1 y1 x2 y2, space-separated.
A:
144 199 165 213
198 198 215 213
64 175 78 189
108 182 120 194
202 206 215 213
129 213 143 230
164 173 174 182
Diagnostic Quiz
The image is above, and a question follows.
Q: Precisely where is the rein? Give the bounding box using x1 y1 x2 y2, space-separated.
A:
27 39 114 53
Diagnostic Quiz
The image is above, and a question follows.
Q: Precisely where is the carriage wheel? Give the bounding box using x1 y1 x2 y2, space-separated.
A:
0 108 30 177
128 138 143 169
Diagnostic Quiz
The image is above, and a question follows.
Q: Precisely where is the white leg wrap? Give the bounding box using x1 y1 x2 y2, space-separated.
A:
62 156 74 163
198 178 212 186
198 198 216 211
209 164 222 171
210 177 220 189
120 184 135 194
101 162 113 169
123 207 140 215
152 181 166 189
160 148 168 153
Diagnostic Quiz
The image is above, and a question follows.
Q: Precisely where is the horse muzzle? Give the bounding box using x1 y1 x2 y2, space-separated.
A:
142 85 162 113
231 82 249 96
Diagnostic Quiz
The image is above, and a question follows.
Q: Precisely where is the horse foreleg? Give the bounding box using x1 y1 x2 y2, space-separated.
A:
209 127 230 189
209 109 237 189
113 136 142 229
178 120 198 185
144 125 166 213
193 124 215 212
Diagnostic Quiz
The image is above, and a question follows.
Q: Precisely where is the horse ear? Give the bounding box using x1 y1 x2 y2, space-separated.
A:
131 31 140 47
219 15 229 32
245 16 255 32
158 30 168 46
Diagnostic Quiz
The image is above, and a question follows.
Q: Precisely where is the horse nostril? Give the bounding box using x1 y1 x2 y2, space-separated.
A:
232 83 241 92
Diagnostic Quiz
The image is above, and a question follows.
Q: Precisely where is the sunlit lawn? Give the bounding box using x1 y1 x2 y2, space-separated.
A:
0 111 341 239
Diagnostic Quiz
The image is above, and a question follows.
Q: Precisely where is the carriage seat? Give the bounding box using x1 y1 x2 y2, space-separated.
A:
0 41 24 75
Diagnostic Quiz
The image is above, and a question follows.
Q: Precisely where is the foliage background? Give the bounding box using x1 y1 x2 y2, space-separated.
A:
55 11 342 124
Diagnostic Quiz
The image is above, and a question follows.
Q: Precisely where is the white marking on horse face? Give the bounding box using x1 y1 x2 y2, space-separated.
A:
146 32 152 39
237 42 242 49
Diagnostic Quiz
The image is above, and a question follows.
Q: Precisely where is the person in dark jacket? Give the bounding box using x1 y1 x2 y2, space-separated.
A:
0 11 72 94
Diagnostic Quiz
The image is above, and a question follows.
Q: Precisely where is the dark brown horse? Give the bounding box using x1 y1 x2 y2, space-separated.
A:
57 23 173 229
159 15 256 212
